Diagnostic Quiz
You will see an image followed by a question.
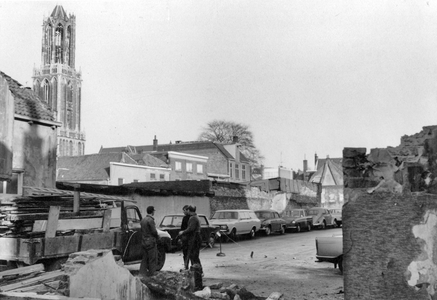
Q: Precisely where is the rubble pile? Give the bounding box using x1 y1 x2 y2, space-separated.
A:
136 270 282 300
0 263 69 295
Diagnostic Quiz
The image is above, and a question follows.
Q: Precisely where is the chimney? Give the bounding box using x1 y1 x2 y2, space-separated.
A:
153 135 158 151
303 159 308 173
314 153 318 168
232 136 238 143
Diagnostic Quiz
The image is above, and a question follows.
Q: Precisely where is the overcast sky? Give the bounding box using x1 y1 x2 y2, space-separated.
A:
1 0 436 170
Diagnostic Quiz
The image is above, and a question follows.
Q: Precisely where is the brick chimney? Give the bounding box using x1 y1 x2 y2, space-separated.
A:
232 136 239 143
314 153 318 168
153 135 158 151
303 159 308 173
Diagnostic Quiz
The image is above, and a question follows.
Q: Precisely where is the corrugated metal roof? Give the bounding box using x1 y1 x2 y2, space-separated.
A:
0 71 54 122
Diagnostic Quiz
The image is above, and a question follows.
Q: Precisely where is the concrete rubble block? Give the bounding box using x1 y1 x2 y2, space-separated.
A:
343 192 437 300
266 292 284 300
209 282 224 289
194 286 211 299
210 291 229 299
65 249 152 300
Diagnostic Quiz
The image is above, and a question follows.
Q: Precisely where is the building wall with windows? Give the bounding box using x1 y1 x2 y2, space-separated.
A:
109 162 170 185
166 151 208 181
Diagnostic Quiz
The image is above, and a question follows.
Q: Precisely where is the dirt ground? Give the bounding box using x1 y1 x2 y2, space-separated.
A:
157 228 345 300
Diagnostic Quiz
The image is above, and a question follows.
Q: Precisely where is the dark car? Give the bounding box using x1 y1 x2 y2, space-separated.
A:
282 208 312 232
254 209 286 236
158 214 219 250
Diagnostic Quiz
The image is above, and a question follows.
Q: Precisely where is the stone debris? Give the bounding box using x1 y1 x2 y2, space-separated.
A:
266 292 284 300
194 286 212 298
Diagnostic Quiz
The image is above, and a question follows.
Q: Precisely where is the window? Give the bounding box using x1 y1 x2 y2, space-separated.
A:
235 163 240 179
118 178 124 185
197 164 203 174
0 171 23 196
186 162 193 173
159 174 165 180
175 161 182 171
242 165 246 180
230 162 233 178
150 173 156 180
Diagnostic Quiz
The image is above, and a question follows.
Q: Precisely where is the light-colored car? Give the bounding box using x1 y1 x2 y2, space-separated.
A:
210 209 261 241
329 208 342 227
255 209 286 236
315 234 343 273
307 207 336 229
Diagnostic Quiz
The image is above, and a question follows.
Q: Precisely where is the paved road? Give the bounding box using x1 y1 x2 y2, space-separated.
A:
158 227 344 299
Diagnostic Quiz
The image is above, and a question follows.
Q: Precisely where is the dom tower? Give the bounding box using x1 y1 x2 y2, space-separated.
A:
32 5 85 157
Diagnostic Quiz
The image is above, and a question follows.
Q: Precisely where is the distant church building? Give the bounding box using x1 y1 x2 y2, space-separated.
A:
32 5 85 157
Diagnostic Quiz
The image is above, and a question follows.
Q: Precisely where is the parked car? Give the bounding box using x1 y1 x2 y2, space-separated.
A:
330 208 342 227
254 209 286 236
307 207 336 229
210 209 261 241
158 214 219 250
315 234 343 273
281 208 313 232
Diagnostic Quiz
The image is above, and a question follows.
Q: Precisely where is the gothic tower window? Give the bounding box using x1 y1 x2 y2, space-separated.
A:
55 24 63 63
34 80 40 97
65 82 73 130
43 79 50 105
51 78 57 111
44 24 52 65
65 26 71 66
69 141 73 156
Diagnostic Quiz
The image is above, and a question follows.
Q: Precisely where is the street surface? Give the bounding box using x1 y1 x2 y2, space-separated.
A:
159 228 344 300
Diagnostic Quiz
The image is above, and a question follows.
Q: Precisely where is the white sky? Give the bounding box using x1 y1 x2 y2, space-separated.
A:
1 0 436 171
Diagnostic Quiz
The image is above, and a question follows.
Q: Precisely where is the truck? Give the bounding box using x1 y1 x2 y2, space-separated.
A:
281 208 313 232
0 188 172 271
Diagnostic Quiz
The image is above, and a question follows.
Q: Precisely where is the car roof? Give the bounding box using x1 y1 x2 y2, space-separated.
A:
162 214 207 217
254 209 278 213
214 209 254 212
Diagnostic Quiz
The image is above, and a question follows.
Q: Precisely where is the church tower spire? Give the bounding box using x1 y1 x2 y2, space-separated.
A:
32 5 85 157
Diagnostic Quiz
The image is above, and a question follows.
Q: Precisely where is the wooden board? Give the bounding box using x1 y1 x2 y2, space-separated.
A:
45 207 60 238
0 264 44 280
0 291 100 299
33 218 103 232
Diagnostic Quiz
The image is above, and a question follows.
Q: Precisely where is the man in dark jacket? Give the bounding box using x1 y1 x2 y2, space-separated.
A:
180 205 190 270
178 205 203 274
140 206 159 277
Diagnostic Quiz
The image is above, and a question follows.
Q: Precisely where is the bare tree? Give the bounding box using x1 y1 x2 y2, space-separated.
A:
198 120 263 167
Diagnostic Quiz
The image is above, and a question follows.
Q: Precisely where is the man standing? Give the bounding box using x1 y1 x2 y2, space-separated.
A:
140 206 159 278
180 205 191 270
178 205 203 275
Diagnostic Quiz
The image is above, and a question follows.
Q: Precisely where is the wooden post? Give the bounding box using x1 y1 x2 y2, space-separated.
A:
45 206 60 238
73 190 80 213
102 209 112 232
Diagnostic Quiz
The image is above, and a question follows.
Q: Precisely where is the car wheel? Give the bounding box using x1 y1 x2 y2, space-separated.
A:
279 226 285 235
208 235 215 248
265 226 271 236
227 229 237 242
248 227 256 239
336 221 342 227
296 224 301 232
338 256 343 274
321 220 326 229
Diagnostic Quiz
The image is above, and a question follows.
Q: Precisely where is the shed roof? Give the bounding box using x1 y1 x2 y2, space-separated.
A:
0 71 54 122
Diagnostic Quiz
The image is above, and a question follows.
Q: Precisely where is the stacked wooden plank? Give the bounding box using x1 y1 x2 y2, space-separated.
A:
0 195 111 238
0 265 100 299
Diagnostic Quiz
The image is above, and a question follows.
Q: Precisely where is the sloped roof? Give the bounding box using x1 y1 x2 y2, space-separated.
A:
310 158 343 186
315 158 342 171
51 5 68 20
57 153 138 181
100 141 235 160
0 71 54 122
128 153 169 168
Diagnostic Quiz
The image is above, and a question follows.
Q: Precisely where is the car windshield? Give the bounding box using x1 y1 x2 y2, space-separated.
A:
160 216 183 227
290 211 301 217
307 210 320 216
332 209 341 214
255 212 270 219
211 211 238 220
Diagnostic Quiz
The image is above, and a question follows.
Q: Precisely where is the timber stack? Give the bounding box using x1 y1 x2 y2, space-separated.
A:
0 193 112 238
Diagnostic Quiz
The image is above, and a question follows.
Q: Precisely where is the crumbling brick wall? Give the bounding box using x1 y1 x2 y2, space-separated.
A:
343 126 437 300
